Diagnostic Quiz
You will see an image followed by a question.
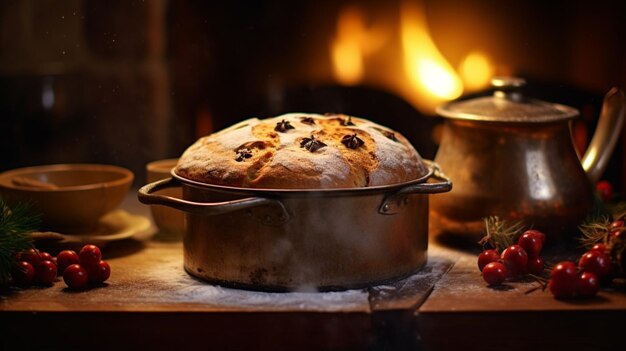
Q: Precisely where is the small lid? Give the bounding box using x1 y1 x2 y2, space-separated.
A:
436 77 579 123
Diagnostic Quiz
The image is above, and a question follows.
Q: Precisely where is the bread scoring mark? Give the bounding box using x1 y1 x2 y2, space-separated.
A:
212 122 259 150
300 116 316 125
331 128 377 186
324 113 356 127
234 141 269 162
366 124 421 185
215 117 259 136
201 167 245 187
245 150 274 182
239 127 280 183
342 115 355 126
374 127 398 142
239 140 269 150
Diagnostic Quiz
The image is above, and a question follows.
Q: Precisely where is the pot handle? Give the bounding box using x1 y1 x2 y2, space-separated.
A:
137 177 290 226
379 162 452 215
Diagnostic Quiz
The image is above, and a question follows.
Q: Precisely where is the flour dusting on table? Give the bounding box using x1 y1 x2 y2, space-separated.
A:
135 252 370 312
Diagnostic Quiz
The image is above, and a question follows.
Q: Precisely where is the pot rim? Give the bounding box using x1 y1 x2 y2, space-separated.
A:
171 159 441 197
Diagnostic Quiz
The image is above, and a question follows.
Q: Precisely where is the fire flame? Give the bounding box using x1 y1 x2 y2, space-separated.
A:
458 51 494 92
330 7 386 86
400 1 462 107
330 1 494 113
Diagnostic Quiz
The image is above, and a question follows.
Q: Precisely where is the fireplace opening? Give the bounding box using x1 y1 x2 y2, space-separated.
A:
1 0 624 189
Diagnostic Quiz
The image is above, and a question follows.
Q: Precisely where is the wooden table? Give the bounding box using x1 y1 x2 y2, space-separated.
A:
1 195 625 350
418 252 626 351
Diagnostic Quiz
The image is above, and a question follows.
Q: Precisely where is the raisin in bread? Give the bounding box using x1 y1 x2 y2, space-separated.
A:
175 113 427 189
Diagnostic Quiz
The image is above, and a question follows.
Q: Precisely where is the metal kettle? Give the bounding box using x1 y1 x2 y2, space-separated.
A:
430 77 626 244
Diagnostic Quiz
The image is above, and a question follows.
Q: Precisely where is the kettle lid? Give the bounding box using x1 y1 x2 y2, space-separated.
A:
436 77 579 123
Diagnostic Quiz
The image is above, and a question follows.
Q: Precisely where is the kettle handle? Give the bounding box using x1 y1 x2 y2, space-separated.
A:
581 87 626 184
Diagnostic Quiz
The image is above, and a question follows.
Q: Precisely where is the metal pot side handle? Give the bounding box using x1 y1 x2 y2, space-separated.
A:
137 177 290 226
379 162 453 215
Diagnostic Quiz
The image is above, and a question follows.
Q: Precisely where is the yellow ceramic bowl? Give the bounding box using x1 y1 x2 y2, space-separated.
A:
0 164 134 234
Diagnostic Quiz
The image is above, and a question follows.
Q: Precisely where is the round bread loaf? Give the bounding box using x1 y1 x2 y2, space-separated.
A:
175 113 427 189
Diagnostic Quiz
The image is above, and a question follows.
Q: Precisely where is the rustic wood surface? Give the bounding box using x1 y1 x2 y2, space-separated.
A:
0 239 454 350
0 193 455 350
418 252 626 351
1 193 625 350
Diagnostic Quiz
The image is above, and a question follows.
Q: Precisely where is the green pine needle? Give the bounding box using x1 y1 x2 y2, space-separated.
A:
478 216 524 252
578 215 612 248
0 198 40 285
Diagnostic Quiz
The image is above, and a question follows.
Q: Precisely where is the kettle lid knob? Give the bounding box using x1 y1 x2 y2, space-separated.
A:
492 76 526 101
491 76 526 88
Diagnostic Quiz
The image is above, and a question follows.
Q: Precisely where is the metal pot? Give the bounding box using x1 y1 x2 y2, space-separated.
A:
431 77 626 243
138 160 451 291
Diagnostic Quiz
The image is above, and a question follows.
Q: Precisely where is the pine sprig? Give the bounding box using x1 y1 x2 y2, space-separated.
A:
0 198 40 285
478 216 524 252
578 205 626 277
578 215 612 248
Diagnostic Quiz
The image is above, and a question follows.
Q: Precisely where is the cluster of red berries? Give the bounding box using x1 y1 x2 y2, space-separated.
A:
478 229 546 285
549 228 617 299
11 244 110 290
606 218 625 243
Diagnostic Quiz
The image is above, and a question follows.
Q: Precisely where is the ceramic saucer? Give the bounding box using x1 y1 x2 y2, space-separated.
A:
29 209 155 246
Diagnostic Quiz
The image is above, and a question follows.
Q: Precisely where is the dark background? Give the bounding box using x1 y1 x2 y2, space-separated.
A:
1 0 625 189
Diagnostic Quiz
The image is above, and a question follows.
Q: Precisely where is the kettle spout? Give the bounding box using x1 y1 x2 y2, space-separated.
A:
581 87 626 184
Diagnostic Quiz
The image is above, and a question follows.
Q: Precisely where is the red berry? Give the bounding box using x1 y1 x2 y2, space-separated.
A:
501 245 528 277
35 260 57 286
477 249 500 271
610 221 624 240
11 261 35 286
482 262 507 285
549 261 577 299
590 243 607 254
518 230 545 256
610 220 624 230
19 248 42 267
596 180 613 202
79 245 102 267
578 250 612 279
575 272 600 298
63 264 89 290
56 250 80 275
526 256 545 275
87 261 111 284
39 252 54 264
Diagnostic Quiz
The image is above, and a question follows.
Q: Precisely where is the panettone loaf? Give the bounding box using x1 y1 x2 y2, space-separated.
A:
175 113 427 189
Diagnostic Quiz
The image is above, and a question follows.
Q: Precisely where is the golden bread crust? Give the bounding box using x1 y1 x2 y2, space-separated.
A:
175 113 426 189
